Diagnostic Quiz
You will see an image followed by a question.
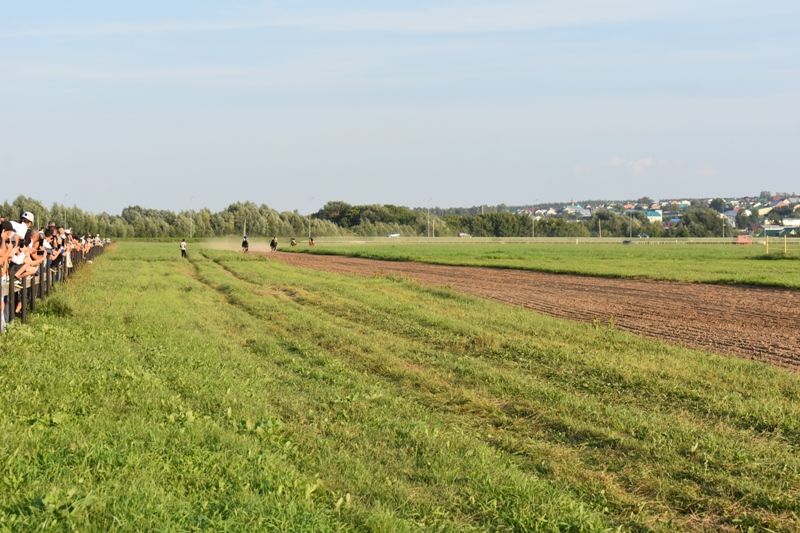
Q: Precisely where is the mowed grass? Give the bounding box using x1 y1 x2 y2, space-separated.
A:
0 242 798 531
284 241 800 288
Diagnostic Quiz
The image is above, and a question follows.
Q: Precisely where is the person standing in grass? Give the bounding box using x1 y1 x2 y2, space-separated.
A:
180 239 187 258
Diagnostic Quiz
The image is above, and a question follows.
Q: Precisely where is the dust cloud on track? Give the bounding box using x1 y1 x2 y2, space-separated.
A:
269 252 800 371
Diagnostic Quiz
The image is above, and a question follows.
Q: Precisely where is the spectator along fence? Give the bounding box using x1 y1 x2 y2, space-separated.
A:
1 245 104 330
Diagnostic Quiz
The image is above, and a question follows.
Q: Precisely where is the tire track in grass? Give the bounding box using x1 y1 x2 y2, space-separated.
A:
189 254 614 531
185 255 479 530
193 256 646 528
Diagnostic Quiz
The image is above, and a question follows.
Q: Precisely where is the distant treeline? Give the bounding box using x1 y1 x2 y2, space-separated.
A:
1 196 729 238
1 197 347 239
313 201 724 238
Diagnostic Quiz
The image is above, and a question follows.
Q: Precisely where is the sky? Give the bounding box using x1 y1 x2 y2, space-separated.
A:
1 1 798 214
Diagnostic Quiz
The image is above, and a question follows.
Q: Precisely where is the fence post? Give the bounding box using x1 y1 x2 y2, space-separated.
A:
38 264 44 299
1 280 7 327
7 280 15 324
20 279 27 323
28 276 35 313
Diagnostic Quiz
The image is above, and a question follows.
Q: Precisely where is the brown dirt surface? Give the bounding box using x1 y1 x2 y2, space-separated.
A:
273 252 800 370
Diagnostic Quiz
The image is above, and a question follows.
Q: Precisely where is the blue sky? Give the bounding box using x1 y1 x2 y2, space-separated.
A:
1 1 798 213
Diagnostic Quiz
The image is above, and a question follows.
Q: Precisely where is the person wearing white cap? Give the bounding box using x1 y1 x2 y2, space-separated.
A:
10 212 33 240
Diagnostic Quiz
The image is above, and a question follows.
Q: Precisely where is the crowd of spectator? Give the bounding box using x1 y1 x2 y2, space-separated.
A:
1 211 106 332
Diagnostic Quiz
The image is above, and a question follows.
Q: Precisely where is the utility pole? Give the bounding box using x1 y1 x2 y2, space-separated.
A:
629 213 633 238
427 199 432 238
427 209 430 238
598 219 602 238
308 196 315 240
531 212 535 239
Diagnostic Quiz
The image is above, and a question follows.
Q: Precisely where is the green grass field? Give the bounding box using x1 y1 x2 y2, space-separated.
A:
1 242 799 531
283 241 800 288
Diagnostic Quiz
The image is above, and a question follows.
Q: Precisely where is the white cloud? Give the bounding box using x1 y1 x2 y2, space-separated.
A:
610 156 656 176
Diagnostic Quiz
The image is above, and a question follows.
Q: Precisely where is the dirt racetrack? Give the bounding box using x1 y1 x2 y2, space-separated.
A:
274 252 800 370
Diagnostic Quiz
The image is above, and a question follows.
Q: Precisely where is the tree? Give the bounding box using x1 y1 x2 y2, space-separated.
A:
10 196 50 224
315 201 353 226
670 207 726 237
709 198 727 213
736 211 758 230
